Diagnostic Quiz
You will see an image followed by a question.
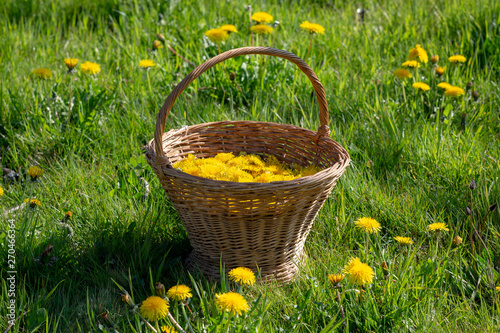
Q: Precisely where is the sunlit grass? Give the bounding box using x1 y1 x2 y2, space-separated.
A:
1 0 499 331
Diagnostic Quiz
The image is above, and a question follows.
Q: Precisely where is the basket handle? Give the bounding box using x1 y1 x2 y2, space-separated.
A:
154 46 330 158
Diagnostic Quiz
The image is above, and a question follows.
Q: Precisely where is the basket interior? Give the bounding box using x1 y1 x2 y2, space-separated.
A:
161 120 347 172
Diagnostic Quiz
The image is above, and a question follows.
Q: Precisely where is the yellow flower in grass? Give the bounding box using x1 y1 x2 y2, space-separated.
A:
229 267 256 286
435 66 445 75
250 24 274 35
496 286 500 292
166 285 193 301
328 274 345 286
453 236 463 246
28 166 44 180
140 296 169 321
139 60 156 68
449 55 466 63
355 217 381 234
437 82 452 91
64 58 79 71
343 257 374 286
161 326 176 333
220 25 238 33
413 82 430 92
430 55 439 64
394 236 413 245
251 12 273 23
393 68 412 79
24 198 42 207
0 186 4 197
427 222 449 232
32 68 52 79
408 44 428 63
445 86 465 98
152 40 164 50
402 60 420 68
80 61 101 75
300 21 325 34
215 292 250 315
204 28 229 43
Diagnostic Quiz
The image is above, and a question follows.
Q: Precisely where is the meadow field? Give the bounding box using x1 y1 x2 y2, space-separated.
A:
1 0 500 331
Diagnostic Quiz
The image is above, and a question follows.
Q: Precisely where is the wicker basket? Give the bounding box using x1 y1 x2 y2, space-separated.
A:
145 47 350 283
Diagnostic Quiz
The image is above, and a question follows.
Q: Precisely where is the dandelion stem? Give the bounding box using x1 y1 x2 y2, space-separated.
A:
138 314 158 333
304 34 313 63
470 189 475 255
336 289 346 330
167 311 187 333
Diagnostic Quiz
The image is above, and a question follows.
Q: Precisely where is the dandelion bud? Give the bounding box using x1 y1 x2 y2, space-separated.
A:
466 82 473 90
229 72 236 81
156 33 165 43
453 236 462 246
430 55 439 64
272 21 280 28
155 282 166 298
328 273 345 287
435 66 445 76
152 40 163 50
121 294 134 307
469 180 476 190
65 211 73 219
490 204 498 212
246 5 252 11
98 312 111 325
466 206 471 216
472 91 480 100
381 261 389 272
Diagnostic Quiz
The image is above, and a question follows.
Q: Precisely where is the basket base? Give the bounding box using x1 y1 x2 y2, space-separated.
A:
184 249 307 284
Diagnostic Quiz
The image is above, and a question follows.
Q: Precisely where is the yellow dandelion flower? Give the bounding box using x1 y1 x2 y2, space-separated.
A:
251 12 273 23
449 55 466 63
152 40 164 50
496 286 500 292
343 257 374 286
393 68 412 79
204 28 229 43
139 60 156 68
444 86 465 98
0 186 4 197
32 68 52 79
300 21 325 34
402 60 420 68
453 236 462 246
64 58 79 71
139 296 169 321
437 82 452 91
430 55 439 64
408 44 428 63
161 326 176 333
166 285 193 301
394 236 413 245
427 222 449 232
435 66 445 75
24 198 42 207
328 274 345 286
80 61 101 75
28 166 44 180
250 24 274 35
354 217 381 234
215 292 250 315
229 267 256 286
412 82 430 92
220 24 238 33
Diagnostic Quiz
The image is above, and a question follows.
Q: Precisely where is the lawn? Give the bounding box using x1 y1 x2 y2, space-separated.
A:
1 0 500 331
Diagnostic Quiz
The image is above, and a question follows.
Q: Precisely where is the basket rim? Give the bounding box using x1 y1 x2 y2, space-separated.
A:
146 120 350 188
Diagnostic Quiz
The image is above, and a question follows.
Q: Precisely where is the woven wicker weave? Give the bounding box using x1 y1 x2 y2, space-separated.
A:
145 47 350 283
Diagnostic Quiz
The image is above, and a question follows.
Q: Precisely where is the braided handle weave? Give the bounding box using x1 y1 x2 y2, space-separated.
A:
154 46 330 157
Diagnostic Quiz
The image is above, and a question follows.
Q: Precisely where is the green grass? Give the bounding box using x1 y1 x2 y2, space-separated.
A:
1 0 500 331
